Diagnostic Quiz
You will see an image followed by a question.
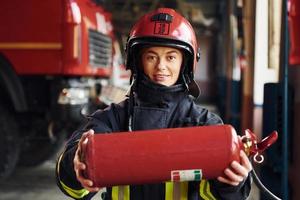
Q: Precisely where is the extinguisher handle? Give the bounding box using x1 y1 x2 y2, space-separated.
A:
257 131 278 152
242 129 278 163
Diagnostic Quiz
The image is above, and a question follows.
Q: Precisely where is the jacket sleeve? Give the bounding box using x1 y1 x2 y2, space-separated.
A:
55 107 116 200
209 175 252 200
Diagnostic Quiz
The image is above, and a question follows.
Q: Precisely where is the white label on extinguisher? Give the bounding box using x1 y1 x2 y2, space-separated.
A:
171 169 202 182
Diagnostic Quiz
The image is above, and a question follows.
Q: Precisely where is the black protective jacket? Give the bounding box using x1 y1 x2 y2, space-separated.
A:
56 77 252 200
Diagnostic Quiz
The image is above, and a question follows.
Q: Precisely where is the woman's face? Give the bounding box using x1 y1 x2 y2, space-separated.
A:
141 46 183 87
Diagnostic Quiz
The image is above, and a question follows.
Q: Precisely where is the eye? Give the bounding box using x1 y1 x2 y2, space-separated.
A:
167 55 176 61
146 55 157 62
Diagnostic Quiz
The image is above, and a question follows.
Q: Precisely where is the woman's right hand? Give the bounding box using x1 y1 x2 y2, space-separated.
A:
73 129 100 192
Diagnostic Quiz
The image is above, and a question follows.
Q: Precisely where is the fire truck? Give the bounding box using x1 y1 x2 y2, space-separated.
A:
0 0 117 179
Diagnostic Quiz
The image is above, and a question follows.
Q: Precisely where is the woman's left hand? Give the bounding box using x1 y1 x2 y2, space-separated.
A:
217 150 252 186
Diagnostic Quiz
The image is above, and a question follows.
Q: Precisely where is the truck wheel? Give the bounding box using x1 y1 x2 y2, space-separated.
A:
0 105 20 179
18 120 67 167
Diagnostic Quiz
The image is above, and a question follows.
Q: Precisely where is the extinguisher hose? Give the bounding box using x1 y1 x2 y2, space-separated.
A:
250 169 282 200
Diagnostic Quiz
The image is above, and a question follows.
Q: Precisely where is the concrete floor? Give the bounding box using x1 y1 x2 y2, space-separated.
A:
0 157 101 200
0 157 259 200
0 159 67 200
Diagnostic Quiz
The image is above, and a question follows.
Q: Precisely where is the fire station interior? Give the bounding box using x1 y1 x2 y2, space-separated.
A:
0 0 299 200
91 1 300 198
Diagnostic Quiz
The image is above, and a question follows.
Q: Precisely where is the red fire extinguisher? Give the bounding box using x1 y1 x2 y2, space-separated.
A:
83 124 277 187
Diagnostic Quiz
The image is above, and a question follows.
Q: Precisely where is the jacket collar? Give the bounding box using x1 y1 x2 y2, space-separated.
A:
135 74 187 107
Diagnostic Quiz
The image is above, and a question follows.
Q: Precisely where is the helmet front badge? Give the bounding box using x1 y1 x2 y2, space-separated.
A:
151 12 173 35
154 22 170 35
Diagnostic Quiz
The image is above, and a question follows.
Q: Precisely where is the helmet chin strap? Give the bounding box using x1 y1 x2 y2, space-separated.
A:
175 55 186 89
181 73 190 93
127 74 137 132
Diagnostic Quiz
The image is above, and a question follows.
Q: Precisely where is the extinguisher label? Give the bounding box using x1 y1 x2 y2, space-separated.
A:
171 169 202 182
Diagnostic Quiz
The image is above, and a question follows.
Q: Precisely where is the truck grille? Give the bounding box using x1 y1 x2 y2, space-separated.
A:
88 29 112 67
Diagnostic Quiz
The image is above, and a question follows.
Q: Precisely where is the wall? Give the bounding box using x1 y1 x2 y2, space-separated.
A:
194 34 218 103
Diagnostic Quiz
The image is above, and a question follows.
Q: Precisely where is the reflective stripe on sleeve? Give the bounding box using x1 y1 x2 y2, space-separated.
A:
199 179 216 200
56 152 89 199
112 186 130 200
60 180 90 199
165 182 188 200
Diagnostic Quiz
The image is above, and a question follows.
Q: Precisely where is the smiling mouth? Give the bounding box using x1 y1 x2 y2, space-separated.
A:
153 74 170 81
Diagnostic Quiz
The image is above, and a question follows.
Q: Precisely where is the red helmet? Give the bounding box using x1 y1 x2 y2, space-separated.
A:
125 8 200 97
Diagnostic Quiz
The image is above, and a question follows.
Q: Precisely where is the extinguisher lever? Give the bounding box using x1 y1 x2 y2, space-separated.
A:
241 129 278 163
257 131 278 153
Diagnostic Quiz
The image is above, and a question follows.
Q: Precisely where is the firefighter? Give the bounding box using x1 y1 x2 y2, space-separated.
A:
56 8 252 200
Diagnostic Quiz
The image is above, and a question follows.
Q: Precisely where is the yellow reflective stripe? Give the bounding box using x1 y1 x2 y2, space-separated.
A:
73 25 80 58
60 181 89 199
199 180 216 200
205 181 215 200
112 186 130 200
0 42 62 49
56 151 89 199
165 182 188 200
165 182 173 200
112 186 118 200
180 182 188 200
124 186 130 200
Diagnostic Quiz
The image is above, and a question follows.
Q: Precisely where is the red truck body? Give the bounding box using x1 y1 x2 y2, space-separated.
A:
0 0 113 76
0 0 118 179
289 0 300 65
